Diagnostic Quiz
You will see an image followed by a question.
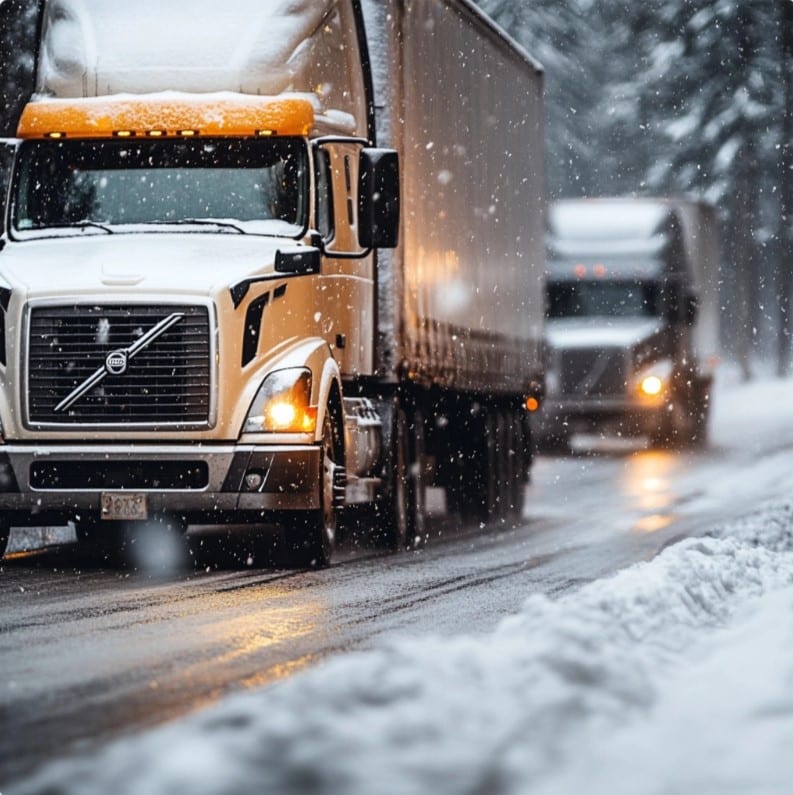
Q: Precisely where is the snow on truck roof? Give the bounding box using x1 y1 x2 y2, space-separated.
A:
549 198 677 244
36 0 366 136
17 93 315 139
547 198 684 266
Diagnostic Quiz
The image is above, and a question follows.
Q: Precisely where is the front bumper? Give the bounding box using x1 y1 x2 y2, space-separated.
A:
0 443 321 526
537 397 667 439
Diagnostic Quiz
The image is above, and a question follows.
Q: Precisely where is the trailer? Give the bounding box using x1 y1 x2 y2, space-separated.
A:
0 0 546 565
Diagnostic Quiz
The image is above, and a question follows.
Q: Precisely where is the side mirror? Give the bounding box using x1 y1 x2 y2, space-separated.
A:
275 247 320 275
358 148 400 249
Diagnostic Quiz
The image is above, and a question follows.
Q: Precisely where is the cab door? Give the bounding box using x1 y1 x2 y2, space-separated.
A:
0 140 19 239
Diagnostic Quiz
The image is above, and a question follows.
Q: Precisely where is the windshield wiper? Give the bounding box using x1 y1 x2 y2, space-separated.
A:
154 219 246 234
69 221 114 234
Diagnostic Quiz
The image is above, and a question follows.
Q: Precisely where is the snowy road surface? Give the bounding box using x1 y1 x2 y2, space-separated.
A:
3 370 793 793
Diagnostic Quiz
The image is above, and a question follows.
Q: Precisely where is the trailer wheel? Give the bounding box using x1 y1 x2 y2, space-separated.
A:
484 412 501 520
455 410 498 523
285 410 343 568
379 400 426 552
505 410 526 519
494 411 509 519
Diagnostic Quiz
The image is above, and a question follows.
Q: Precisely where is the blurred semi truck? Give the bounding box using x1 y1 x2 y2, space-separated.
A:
0 0 546 564
539 197 720 450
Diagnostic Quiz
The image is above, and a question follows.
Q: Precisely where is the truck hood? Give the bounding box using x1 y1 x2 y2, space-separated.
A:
0 234 290 298
546 317 664 351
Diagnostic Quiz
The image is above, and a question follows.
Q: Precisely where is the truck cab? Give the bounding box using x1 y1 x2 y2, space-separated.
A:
0 92 398 565
539 198 719 450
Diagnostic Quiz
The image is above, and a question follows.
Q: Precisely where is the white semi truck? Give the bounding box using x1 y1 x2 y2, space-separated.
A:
0 0 546 566
539 197 720 450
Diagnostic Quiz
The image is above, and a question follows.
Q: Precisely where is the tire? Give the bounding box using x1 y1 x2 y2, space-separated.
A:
284 409 344 568
649 397 695 449
454 410 498 524
494 409 524 522
378 399 426 552
494 411 510 520
505 410 526 520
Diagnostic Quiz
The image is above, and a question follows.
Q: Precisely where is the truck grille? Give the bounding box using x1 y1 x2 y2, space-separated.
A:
559 348 627 397
27 304 212 427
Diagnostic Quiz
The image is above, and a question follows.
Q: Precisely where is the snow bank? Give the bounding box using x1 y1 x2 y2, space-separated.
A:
14 501 793 795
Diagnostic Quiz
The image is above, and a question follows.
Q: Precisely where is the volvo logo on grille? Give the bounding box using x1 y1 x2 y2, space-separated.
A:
54 311 185 414
105 349 128 376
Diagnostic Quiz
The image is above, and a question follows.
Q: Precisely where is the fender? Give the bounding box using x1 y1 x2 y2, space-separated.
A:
238 336 342 444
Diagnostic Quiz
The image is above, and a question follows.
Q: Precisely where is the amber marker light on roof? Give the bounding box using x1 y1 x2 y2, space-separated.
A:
17 96 315 140
526 396 540 412
45 132 65 139
146 130 166 137
113 130 135 137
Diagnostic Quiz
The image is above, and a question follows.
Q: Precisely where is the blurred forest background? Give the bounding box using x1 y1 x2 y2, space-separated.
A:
478 0 793 378
2 0 792 376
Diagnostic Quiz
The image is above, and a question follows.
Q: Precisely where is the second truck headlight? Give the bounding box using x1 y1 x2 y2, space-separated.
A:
636 359 673 400
243 368 317 433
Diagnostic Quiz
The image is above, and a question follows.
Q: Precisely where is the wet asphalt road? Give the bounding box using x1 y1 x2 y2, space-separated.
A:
3 374 793 787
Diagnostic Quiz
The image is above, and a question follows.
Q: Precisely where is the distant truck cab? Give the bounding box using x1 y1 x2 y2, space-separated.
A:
539 197 720 449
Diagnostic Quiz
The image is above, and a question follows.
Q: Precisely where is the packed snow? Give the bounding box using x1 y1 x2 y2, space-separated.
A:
13 423 793 793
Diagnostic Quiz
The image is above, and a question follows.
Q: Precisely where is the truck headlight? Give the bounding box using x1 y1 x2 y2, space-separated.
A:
243 368 317 434
636 359 673 400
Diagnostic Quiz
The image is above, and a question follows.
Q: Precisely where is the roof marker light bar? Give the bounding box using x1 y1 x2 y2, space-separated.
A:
18 95 315 140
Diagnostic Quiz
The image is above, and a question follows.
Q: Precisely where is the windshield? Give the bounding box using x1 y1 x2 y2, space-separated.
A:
12 137 308 238
547 280 659 319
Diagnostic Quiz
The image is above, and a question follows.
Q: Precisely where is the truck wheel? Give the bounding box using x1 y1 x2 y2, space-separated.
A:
285 410 343 568
484 412 500 520
408 406 427 548
495 411 510 520
379 401 426 552
456 411 498 524
506 410 526 519
650 397 695 449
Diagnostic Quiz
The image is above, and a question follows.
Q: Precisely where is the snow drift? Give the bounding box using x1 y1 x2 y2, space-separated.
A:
13 500 793 794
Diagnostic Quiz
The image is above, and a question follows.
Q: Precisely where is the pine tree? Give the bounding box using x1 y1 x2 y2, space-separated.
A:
0 0 41 137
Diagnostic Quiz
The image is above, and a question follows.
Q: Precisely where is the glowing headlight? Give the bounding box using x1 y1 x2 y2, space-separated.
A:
243 368 317 433
639 375 664 397
635 359 673 400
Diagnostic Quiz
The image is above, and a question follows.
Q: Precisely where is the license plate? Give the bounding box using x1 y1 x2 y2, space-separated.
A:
100 492 148 521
